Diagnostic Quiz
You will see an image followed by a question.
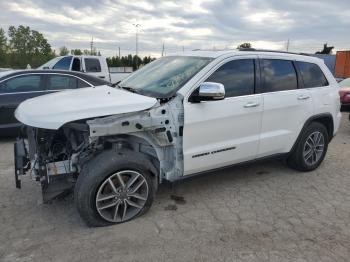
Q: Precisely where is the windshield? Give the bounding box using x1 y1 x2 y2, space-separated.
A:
119 56 213 98
38 57 61 69
340 78 350 88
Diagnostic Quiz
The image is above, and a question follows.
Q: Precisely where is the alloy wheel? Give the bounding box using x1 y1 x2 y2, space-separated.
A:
95 170 149 223
303 131 325 166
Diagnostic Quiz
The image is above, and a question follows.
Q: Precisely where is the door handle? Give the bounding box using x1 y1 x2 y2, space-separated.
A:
244 102 260 108
297 94 310 100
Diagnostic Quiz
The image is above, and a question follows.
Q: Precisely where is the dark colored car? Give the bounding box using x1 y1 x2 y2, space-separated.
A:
0 70 109 136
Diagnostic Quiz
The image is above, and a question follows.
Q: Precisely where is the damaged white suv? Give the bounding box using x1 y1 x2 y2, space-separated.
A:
14 50 341 226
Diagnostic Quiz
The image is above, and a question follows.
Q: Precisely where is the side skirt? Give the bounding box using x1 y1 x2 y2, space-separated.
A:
166 153 289 183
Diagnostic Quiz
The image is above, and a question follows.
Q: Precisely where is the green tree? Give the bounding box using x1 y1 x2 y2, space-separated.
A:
316 43 334 54
107 54 155 69
132 55 142 70
7 25 54 68
237 42 252 49
71 49 83 55
0 28 7 52
59 46 69 56
0 28 7 67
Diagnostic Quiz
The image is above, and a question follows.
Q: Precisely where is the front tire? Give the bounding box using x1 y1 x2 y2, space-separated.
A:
287 122 329 171
74 149 156 227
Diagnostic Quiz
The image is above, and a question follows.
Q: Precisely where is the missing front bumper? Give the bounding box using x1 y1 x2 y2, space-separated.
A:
14 139 30 189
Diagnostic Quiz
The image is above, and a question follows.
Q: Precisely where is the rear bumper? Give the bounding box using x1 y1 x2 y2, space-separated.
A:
14 139 30 188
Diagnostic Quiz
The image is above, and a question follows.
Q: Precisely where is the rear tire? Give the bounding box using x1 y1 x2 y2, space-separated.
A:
74 149 156 227
287 122 329 172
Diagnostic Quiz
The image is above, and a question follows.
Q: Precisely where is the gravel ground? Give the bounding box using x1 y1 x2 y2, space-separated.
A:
1 115 350 262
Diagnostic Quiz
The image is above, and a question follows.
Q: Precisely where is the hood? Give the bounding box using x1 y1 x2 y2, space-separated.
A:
15 85 158 130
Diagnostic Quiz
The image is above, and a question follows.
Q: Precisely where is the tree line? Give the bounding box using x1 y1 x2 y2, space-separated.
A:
0 26 55 68
58 46 102 56
0 25 156 70
107 55 155 70
59 46 155 70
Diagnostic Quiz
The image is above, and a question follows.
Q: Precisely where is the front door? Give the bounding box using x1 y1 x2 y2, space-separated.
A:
183 58 263 175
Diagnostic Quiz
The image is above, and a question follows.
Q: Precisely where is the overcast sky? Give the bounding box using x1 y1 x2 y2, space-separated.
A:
0 0 349 57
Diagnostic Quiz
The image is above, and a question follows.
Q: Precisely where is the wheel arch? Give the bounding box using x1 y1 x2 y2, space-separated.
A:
290 113 334 155
307 113 334 140
103 134 161 184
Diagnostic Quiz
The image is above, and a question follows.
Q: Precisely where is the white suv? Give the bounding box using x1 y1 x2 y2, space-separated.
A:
14 50 341 226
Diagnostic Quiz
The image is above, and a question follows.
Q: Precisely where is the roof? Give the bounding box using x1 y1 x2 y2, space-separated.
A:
170 49 323 63
54 55 106 59
0 70 18 78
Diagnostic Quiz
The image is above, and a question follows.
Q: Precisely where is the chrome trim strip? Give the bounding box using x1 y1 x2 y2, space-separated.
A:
0 91 47 96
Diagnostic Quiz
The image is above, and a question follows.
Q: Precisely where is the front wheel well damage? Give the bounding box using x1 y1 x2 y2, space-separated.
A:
97 135 161 186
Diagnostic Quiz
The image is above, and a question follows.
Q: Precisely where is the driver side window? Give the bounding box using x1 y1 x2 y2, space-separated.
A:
206 59 255 97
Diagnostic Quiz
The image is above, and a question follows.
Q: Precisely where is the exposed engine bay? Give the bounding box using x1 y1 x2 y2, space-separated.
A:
15 96 184 202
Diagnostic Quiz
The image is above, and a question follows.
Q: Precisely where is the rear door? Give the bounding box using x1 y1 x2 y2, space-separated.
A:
0 74 45 129
295 61 332 117
83 58 108 80
257 58 314 157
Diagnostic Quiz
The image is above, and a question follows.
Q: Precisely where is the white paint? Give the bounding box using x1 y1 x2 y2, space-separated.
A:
15 85 157 130
38 55 130 84
181 50 341 175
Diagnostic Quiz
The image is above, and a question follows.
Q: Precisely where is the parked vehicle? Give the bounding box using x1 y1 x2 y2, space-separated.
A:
339 78 350 111
0 70 109 136
38 55 131 84
14 50 341 226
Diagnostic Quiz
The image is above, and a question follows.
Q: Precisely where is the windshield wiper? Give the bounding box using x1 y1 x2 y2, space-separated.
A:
119 86 140 94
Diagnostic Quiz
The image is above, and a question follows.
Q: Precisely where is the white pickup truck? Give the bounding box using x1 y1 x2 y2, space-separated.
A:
38 55 131 84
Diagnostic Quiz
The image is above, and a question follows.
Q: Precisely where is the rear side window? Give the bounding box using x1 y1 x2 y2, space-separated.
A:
261 59 298 92
206 59 255 97
78 79 91 88
0 75 42 93
296 61 328 88
85 58 101 72
53 56 73 70
47 75 79 90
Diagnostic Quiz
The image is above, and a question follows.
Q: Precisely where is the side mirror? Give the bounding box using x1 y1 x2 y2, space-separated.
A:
191 82 225 102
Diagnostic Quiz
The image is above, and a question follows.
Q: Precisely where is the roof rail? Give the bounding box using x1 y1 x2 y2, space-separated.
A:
238 48 311 56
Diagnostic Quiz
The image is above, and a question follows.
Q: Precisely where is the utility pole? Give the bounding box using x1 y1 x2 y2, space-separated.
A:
182 46 185 53
161 43 165 57
286 38 290 52
133 24 141 68
90 37 94 55
118 46 121 58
